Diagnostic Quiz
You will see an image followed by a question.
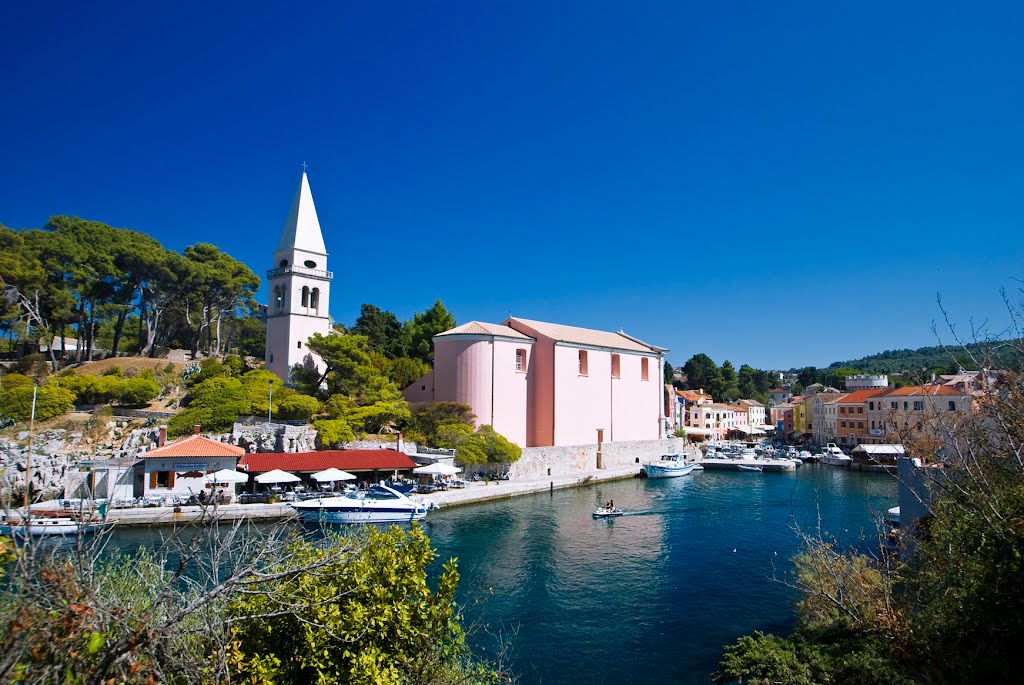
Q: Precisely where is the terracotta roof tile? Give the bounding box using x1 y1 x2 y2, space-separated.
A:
144 434 245 459
885 385 969 397
239 449 417 473
837 389 888 403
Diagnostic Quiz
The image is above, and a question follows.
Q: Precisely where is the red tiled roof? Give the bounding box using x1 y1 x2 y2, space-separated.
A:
837 389 888 404
677 390 711 402
885 385 968 397
238 449 417 473
144 434 245 458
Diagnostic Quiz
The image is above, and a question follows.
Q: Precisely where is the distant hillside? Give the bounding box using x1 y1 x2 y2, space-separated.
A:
826 339 1023 374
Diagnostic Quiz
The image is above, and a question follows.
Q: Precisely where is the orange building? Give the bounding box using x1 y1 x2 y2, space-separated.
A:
835 389 883 448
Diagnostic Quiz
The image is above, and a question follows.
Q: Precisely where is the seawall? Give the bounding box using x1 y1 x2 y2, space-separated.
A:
509 437 688 479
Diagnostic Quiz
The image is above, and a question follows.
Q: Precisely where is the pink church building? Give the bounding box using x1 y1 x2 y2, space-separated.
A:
403 317 667 448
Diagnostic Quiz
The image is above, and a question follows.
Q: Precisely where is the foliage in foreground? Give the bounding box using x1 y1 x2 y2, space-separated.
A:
714 365 1024 683
0 523 507 685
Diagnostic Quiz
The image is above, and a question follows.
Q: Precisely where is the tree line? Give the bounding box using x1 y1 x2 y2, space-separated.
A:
673 353 778 404
1 217 263 365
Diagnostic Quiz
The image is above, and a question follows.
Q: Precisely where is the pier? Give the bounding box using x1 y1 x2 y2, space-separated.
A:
698 458 797 472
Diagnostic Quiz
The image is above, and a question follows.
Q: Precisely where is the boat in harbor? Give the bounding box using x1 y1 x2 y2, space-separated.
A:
820 443 853 467
644 454 695 478
592 506 625 519
736 464 763 472
290 484 428 524
0 516 105 538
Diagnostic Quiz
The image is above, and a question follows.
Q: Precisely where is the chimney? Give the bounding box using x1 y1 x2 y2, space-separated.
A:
194 425 201 435
397 432 404 453
158 425 167 447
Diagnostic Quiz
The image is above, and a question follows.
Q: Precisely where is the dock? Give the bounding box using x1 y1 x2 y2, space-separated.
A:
698 458 797 472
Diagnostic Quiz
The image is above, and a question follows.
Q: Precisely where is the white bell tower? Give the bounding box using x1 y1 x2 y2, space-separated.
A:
264 171 333 382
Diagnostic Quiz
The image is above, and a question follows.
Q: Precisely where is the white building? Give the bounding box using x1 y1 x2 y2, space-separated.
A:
689 403 736 442
265 172 334 382
845 374 889 390
811 392 845 447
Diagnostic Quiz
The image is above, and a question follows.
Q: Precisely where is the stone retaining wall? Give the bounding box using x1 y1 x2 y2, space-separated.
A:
509 438 688 479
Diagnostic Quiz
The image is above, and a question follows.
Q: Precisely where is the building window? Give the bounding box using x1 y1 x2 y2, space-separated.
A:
578 350 588 376
311 288 319 310
641 357 649 381
913 400 923 411
840 407 846 414
857 407 863 414
611 354 620 379
151 470 174 489
301 286 309 307
891 401 898 409
948 400 957 411
840 420 846 428
869 401 874 410
904 401 909 410
515 348 526 372
858 421 864 429
297 341 302 349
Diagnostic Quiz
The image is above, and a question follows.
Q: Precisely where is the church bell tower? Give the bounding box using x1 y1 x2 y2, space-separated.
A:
264 171 333 382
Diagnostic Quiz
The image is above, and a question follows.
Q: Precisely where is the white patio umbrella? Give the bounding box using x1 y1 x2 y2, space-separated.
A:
254 469 301 484
204 469 250 485
311 468 357 482
413 462 462 476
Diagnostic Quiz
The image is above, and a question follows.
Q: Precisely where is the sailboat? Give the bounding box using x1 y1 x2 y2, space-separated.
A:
0 386 106 539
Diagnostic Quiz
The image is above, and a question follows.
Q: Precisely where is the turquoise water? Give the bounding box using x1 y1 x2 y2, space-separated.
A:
422 467 896 684
100 467 894 683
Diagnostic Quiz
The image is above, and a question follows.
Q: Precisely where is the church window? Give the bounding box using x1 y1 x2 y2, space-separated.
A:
304 260 317 268
611 354 620 379
311 288 320 310
578 350 588 376
641 357 649 381
301 286 309 307
297 341 302 349
516 348 526 372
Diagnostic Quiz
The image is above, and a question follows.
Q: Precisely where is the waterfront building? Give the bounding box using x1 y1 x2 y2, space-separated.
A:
736 398 766 428
672 389 712 434
793 393 815 442
264 172 334 382
141 426 245 498
239 449 417 487
404 318 667 448
811 391 845 447
864 388 896 445
689 403 736 441
871 385 973 446
770 402 795 440
835 389 879 448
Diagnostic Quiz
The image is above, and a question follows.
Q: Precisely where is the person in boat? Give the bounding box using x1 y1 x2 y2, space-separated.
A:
609 499 615 511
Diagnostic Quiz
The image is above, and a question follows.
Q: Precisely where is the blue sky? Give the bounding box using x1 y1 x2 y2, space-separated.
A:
2 1 1022 370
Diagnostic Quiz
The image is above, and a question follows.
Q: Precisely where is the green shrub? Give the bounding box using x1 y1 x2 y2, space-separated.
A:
0 385 75 421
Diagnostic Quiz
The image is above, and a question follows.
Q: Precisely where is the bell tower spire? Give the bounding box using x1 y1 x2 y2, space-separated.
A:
265 170 333 382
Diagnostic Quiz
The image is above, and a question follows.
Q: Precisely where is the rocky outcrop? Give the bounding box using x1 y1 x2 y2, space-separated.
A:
230 422 317 453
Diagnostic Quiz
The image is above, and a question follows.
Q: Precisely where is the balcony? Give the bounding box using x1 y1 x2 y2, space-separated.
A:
266 265 333 280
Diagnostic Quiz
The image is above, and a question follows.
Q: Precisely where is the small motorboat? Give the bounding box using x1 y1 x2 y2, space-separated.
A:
736 464 763 473
0 516 105 538
593 506 625 519
645 454 695 478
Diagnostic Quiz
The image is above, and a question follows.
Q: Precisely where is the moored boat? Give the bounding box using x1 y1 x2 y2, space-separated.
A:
820 443 852 467
644 454 696 478
291 484 428 524
0 516 105 538
736 464 763 472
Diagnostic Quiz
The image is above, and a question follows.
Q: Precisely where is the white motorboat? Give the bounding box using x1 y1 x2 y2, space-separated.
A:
820 443 852 467
645 454 695 478
290 484 428 524
592 506 625 519
736 464 763 472
738 447 758 459
0 516 104 538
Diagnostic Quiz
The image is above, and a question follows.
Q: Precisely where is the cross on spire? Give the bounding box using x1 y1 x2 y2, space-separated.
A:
301 161 309 173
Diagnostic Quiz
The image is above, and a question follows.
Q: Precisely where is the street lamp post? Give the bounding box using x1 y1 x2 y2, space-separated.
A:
268 382 273 424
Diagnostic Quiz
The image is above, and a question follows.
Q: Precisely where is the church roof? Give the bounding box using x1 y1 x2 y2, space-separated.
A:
277 172 327 255
435 321 534 340
506 317 658 353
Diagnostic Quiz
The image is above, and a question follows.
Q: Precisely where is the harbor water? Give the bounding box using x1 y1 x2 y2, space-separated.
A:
103 466 895 684
423 466 895 684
